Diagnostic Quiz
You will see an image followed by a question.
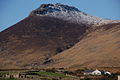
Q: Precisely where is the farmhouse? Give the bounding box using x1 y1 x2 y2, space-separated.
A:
83 69 111 76
104 71 111 75
118 75 120 80
92 69 101 75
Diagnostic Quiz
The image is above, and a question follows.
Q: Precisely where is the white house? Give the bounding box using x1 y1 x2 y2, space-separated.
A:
118 75 120 80
83 69 111 76
83 69 102 75
92 69 101 75
105 72 111 75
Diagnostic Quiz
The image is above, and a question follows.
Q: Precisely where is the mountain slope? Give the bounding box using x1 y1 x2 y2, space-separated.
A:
47 23 120 69
0 16 88 69
0 3 120 69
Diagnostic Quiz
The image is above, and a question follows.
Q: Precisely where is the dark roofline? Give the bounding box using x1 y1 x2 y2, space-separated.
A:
83 70 94 73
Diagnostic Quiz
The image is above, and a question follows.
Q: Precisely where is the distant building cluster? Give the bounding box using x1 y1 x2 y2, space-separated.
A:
83 69 111 75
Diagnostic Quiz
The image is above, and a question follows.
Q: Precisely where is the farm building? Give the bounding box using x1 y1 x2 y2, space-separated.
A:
92 69 101 75
83 69 111 76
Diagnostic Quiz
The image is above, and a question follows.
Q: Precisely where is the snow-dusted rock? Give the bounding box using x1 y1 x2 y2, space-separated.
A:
30 3 120 25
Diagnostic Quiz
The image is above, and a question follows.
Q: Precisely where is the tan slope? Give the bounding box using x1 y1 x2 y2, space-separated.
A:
48 23 120 69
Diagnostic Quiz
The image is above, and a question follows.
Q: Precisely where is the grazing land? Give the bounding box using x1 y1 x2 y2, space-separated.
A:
0 68 120 80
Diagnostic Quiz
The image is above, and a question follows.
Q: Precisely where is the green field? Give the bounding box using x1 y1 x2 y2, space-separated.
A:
0 72 9 76
0 72 18 76
0 78 17 80
35 71 67 77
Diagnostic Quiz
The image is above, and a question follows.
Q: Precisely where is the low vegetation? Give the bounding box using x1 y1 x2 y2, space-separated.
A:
35 71 67 77
0 72 9 76
0 78 17 80
0 68 119 80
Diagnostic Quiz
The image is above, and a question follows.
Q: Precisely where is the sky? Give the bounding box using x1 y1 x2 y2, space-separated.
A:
0 0 120 32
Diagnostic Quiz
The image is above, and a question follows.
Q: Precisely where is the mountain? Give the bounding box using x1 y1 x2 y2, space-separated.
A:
0 3 120 69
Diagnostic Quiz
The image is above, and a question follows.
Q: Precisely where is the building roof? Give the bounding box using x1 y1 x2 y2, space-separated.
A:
83 70 94 73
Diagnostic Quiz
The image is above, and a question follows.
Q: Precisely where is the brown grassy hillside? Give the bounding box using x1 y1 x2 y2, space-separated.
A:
0 12 120 69
47 23 120 69
0 16 88 69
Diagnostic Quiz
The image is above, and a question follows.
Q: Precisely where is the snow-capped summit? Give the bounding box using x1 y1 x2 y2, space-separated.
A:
38 3 80 12
31 3 80 14
30 3 120 25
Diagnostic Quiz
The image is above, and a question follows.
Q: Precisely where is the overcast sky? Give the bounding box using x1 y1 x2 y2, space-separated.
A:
0 0 120 31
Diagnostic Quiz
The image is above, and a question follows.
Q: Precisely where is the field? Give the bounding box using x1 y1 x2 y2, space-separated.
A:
35 71 67 77
0 68 119 80
0 78 17 80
